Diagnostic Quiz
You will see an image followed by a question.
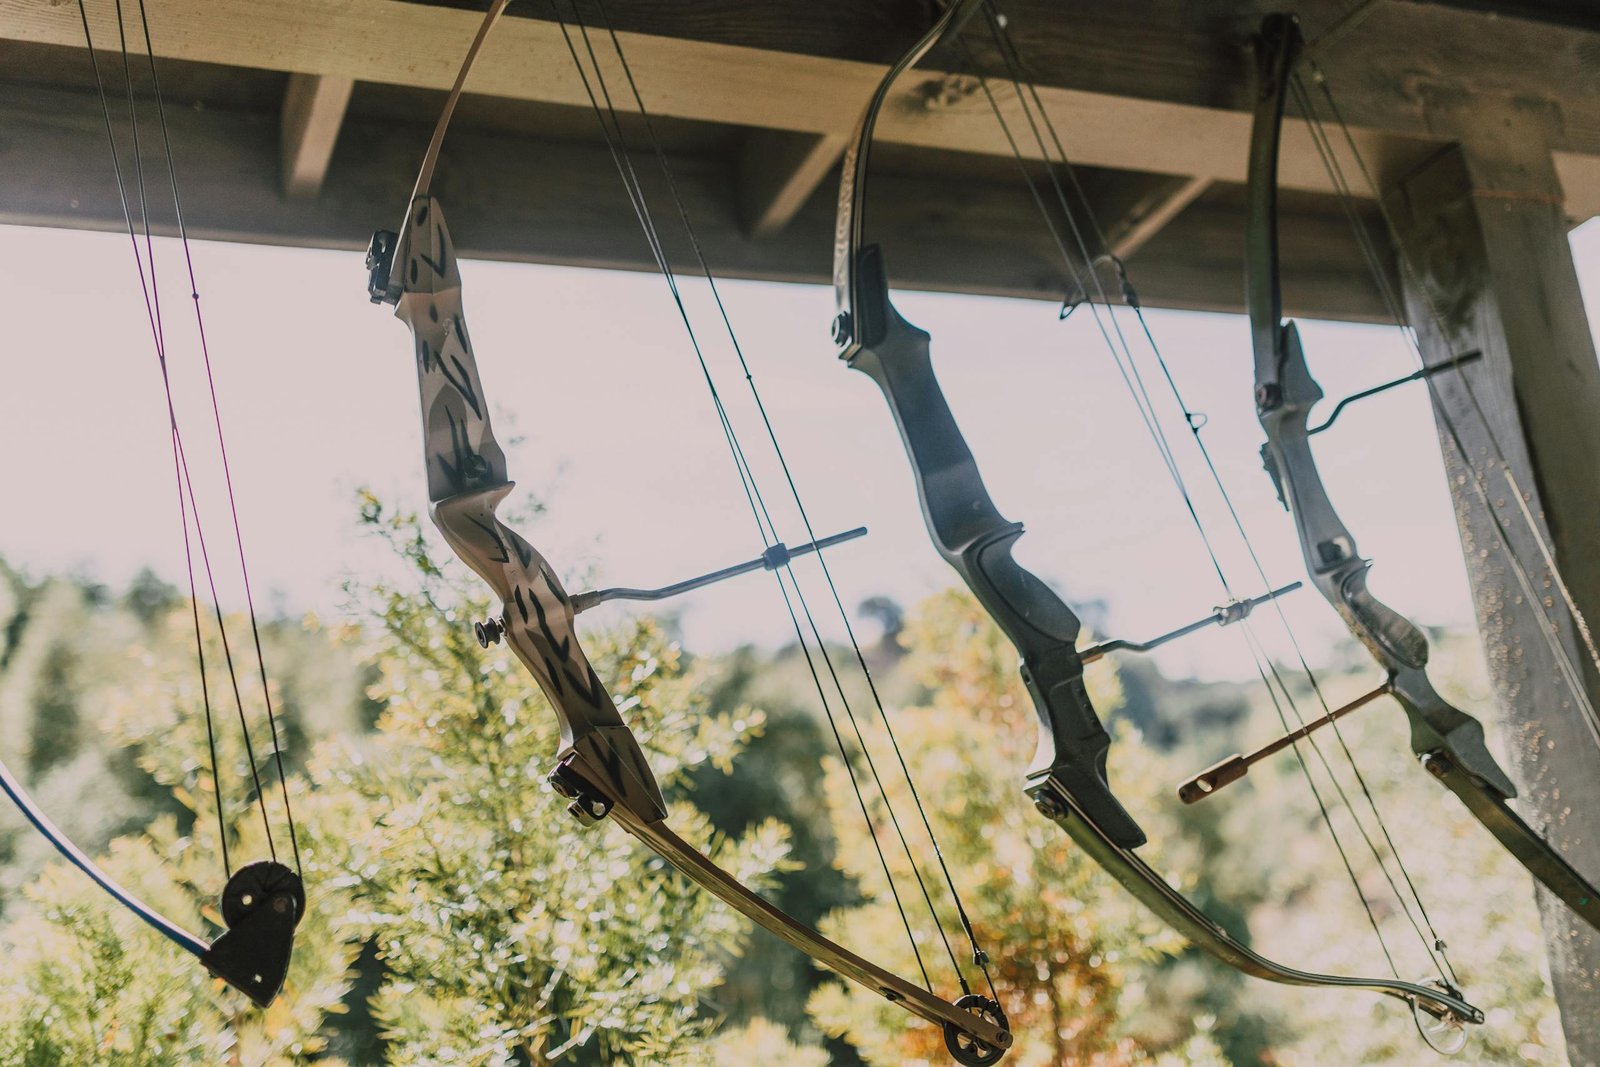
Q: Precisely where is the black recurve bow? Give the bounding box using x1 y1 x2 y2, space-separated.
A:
830 0 1482 1029
1233 12 1600 934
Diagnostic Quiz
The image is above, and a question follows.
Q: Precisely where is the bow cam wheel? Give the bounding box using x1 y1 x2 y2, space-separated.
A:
220 860 306 930
1412 978 1470 1056
944 993 1009 1066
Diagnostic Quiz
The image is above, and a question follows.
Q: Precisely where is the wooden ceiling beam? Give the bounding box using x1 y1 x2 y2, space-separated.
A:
737 130 847 239
1397 0 1600 33
0 79 1389 322
0 0 1464 203
280 72 352 199
1103 175 1213 261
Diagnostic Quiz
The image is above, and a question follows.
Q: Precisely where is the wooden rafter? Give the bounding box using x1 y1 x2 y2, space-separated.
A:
280 72 352 199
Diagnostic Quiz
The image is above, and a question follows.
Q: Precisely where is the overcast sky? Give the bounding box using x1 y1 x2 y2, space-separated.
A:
3 219 1597 682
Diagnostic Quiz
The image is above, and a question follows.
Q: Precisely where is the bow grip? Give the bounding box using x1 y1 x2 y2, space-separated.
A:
1017 635 1147 849
843 251 1145 849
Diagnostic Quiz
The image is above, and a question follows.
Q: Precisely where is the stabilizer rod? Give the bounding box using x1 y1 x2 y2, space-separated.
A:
1178 681 1391 803
476 527 869 646
1080 581 1302 664
1307 351 1482 436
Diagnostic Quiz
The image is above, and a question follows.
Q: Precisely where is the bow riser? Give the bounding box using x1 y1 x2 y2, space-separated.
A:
1258 327 1514 794
384 196 667 820
843 249 1141 849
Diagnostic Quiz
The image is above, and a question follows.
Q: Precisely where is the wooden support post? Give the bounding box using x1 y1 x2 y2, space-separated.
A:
1388 128 1600 1059
280 72 352 200
737 129 846 239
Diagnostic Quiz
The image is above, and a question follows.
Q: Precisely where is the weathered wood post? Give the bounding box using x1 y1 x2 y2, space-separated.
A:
1387 109 1600 1064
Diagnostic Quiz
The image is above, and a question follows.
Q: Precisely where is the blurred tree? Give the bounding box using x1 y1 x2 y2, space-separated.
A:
806 589 1216 1066
0 511 1565 1064
688 642 857 1054
708 1018 831 1066
0 605 362 1067
294 496 806 1065
858 596 906 657
0 490 813 1065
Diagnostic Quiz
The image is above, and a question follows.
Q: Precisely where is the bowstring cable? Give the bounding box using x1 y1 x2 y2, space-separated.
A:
546 0 958 993
969 1 1456 983
110 0 278 868
545 0 997 1000
76 0 298 875
133 0 302 874
78 0 238 874
587 0 1000 997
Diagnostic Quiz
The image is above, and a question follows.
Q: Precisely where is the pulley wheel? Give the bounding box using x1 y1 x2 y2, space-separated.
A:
944 993 1009 1066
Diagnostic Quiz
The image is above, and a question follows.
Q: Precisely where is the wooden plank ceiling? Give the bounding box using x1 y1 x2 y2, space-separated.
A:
2 0 1599 321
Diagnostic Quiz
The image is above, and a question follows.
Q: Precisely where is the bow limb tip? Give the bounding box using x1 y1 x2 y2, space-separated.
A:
200 860 305 1008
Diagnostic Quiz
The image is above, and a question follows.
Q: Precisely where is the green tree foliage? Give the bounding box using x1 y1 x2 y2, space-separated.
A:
0 525 1572 1065
706 1018 830 1066
806 590 1219 1066
0 495 808 1065
685 642 858 1052
0 606 361 1067
296 497 799 1065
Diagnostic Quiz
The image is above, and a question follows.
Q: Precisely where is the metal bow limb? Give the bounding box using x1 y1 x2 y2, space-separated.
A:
366 3 1010 1060
1246 12 1600 935
831 0 1482 1025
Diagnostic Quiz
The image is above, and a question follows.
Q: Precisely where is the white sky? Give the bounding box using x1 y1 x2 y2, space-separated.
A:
2 219 1597 681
